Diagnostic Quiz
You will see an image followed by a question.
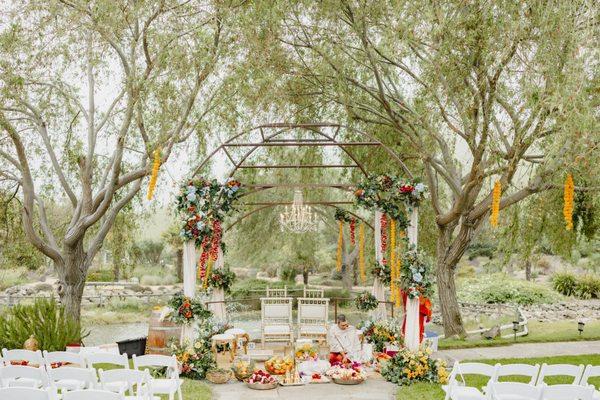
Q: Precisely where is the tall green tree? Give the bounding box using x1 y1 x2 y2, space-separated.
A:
272 0 598 335
0 0 240 320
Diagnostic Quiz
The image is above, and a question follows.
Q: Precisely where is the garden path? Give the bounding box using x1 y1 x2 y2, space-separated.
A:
438 340 600 362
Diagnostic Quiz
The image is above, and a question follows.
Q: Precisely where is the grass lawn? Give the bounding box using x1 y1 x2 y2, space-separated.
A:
439 319 600 349
396 354 600 399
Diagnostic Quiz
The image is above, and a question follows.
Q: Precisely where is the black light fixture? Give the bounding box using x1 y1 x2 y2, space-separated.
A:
578 321 586 336
512 320 520 342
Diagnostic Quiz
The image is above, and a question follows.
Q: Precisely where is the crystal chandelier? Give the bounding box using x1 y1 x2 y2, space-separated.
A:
279 189 318 233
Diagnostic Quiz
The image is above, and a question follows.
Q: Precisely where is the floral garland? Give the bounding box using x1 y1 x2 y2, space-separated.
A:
167 293 212 325
334 208 357 246
176 177 242 278
381 347 448 386
147 148 161 200
354 291 379 312
205 267 236 293
354 174 426 226
358 223 366 283
563 173 575 231
398 247 433 299
371 261 391 285
490 180 501 227
169 317 221 380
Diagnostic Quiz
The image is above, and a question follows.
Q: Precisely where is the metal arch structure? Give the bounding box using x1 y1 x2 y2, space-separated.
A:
191 122 413 230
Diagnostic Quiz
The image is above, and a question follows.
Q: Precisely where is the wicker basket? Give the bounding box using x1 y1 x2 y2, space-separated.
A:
206 369 231 384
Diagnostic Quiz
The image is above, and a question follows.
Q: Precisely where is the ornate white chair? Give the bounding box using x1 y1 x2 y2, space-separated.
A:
297 297 329 343
266 286 288 297
303 287 324 298
260 297 293 346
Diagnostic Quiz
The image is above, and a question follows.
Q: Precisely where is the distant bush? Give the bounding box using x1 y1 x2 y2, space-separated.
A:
280 265 298 282
324 288 351 307
456 264 476 278
553 272 600 299
0 268 27 290
140 274 177 286
459 274 559 305
552 272 578 296
466 242 496 260
87 269 114 282
0 299 84 351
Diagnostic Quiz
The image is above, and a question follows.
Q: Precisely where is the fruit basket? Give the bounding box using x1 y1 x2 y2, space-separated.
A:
245 370 278 390
332 377 364 385
231 357 255 381
325 363 367 386
206 368 231 384
264 355 293 375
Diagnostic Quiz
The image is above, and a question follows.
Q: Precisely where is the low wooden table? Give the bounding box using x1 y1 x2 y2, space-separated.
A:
211 333 236 363
225 328 250 355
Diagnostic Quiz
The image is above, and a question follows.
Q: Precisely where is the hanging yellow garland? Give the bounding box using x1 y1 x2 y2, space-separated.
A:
395 232 405 309
146 149 161 200
336 220 343 272
203 257 214 289
389 219 397 302
563 173 575 231
490 180 501 227
359 223 366 283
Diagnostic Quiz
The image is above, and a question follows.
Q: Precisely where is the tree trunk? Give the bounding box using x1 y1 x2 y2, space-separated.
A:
302 266 309 285
56 242 88 323
113 260 121 281
525 258 532 281
176 249 183 283
436 228 467 338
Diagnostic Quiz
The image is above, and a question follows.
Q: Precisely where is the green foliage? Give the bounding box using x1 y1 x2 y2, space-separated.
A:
323 288 351 307
131 240 164 266
0 299 84 351
466 242 496 260
459 274 559 305
354 291 379 311
280 265 298 282
87 268 115 282
553 272 600 299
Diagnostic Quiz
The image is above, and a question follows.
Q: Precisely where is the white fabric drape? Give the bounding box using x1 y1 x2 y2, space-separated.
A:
370 210 387 320
404 207 421 350
181 241 197 343
208 248 227 321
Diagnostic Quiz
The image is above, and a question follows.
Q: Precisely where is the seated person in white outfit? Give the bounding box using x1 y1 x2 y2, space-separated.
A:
327 314 361 365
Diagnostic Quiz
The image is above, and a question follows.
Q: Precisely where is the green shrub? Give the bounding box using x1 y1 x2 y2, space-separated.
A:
324 288 351 307
552 272 578 296
87 268 115 282
459 274 559 305
466 242 496 260
140 274 177 285
280 265 298 282
575 275 600 299
0 299 85 351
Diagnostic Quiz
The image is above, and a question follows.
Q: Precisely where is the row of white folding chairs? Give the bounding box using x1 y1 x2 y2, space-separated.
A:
490 382 595 400
443 362 600 400
1 349 182 400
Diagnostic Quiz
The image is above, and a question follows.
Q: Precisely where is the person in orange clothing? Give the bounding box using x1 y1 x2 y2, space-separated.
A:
401 291 432 343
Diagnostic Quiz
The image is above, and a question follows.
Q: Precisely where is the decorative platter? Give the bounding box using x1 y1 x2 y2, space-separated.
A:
332 377 364 385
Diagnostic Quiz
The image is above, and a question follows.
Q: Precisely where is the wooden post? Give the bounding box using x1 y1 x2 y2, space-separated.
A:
334 298 338 321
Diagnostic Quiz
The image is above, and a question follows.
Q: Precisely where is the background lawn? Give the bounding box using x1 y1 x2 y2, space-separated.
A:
396 354 600 399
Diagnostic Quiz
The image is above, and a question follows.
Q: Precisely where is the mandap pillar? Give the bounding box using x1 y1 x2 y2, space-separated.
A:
404 208 420 351
207 247 227 322
370 210 387 320
181 241 197 343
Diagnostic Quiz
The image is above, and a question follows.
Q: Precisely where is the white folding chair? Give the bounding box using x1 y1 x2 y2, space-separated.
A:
62 389 123 400
541 384 594 400
99 368 155 400
1 349 45 367
494 363 540 385
132 355 182 400
43 351 86 369
0 365 49 388
0 387 52 400
537 364 585 386
297 297 329 343
580 365 600 400
443 362 497 400
260 297 294 346
47 367 98 392
85 352 129 370
491 382 543 400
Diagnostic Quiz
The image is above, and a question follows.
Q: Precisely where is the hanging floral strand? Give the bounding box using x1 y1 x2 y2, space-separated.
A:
380 213 388 265
336 220 343 272
197 236 210 280
490 181 501 227
396 231 405 309
563 173 575 231
209 220 222 261
146 149 161 200
203 257 214 289
389 219 397 302
359 223 366 283
349 219 356 245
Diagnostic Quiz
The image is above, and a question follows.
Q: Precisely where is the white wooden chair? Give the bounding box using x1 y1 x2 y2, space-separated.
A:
491 382 543 400
580 365 600 400
132 355 182 400
260 297 293 346
493 363 540 385
537 364 585 386
297 297 329 342
266 286 288 297
0 387 52 400
62 389 123 400
43 351 86 369
443 362 497 400
303 287 324 298
1 349 44 367
0 365 49 388
47 366 98 392
541 384 594 400
99 368 155 400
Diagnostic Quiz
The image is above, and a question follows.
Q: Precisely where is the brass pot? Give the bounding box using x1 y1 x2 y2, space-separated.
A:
24 335 39 351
